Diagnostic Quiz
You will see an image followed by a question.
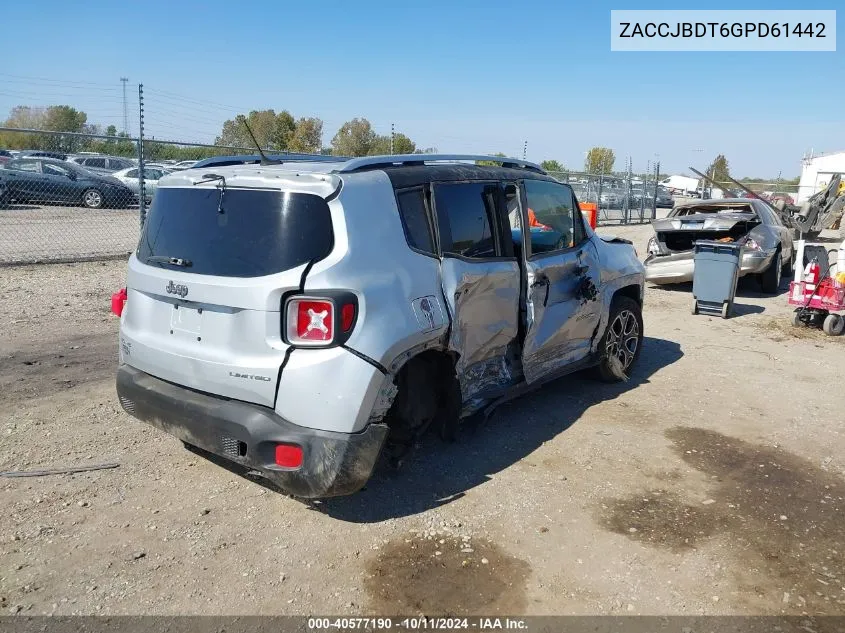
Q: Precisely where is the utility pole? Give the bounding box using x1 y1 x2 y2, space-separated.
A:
522 141 527 160
120 77 129 135
390 123 395 154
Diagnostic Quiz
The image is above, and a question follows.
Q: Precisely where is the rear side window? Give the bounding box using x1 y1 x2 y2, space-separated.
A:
433 182 499 258
85 158 107 168
396 188 434 254
137 188 334 277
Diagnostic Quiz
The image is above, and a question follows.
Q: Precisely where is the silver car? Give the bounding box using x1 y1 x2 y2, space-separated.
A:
114 154 645 498
644 198 795 293
111 166 171 202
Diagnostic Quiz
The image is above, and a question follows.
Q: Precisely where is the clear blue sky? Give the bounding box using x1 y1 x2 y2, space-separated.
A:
1 0 843 178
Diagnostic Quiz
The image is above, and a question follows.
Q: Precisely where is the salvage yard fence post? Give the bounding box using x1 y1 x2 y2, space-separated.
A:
137 83 146 231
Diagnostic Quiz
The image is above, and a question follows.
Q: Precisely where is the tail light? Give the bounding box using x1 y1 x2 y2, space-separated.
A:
111 288 127 317
284 294 357 347
741 237 762 251
274 443 303 469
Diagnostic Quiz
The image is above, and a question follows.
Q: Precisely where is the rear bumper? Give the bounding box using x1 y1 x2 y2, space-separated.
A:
644 249 775 284
116 364 388 498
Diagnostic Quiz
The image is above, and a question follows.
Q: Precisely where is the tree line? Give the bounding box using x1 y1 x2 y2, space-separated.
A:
2 104 790 184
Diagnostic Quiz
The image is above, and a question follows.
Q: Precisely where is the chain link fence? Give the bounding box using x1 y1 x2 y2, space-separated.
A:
0 128 268 264
1 124 671 264
548 162 669 225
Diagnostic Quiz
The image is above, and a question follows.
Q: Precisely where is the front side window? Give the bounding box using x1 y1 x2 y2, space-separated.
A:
43 163 71 177
84 158 107 168
433 182 500 259
523 179 585 254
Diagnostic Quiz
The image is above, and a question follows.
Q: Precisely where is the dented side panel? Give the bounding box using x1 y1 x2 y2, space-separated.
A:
521 240 603 384
440 257 520 399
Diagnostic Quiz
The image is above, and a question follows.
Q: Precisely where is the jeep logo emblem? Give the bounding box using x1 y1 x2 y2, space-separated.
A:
166 281 188 298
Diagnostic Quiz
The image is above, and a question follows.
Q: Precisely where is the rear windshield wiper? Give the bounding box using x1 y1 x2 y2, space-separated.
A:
194 173 227 214
146 255 193 267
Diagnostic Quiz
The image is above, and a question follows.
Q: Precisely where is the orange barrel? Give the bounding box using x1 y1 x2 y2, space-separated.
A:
579 202 597 229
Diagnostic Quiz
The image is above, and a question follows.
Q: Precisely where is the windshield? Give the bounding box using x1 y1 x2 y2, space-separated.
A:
137 187 334 277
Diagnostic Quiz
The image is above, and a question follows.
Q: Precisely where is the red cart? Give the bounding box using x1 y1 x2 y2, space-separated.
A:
788 279 845 336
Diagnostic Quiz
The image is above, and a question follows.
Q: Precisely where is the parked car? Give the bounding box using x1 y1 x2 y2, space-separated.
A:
0 157 135 209
114 154 646 498
168 160 198 171
111 166 171 202
0 149 12 166
68 155 135 174
16 150 67 161
644 198 794 293
628 186 674 209
599 189 623 209
768 192 795 206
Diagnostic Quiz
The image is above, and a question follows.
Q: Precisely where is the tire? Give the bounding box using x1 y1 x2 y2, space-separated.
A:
81 188 104 209
760 249 783 294
822 314 844 336
721 302 732 319
691 299 698 315
792 310 804 328
594 296 644 382
782 247 794 278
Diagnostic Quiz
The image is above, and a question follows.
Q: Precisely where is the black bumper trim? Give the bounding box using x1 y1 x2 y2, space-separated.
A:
116 365 388 498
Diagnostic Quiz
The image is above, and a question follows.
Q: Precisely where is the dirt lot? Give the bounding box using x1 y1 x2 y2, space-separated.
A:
1 223 844 617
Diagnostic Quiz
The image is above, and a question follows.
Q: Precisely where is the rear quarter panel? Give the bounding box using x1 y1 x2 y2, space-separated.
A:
303 170 448 371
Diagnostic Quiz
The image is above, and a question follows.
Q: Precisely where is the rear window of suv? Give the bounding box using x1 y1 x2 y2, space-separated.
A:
137 187 334 277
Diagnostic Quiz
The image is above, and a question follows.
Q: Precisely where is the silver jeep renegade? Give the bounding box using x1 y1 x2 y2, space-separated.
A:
115 154 645 498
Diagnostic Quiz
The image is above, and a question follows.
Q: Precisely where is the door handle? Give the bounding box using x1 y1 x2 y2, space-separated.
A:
530 275 549 289
531 275 550 307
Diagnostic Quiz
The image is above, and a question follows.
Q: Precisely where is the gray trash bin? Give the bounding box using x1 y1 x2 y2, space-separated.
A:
692 240 743 319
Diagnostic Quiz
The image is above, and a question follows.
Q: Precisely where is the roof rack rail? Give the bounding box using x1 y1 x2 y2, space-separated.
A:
191 153 346 169
333 154 545 174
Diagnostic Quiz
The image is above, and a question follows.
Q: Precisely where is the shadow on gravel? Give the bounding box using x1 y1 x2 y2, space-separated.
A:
0 333 117 406
317 336 683 523
599 427 845 614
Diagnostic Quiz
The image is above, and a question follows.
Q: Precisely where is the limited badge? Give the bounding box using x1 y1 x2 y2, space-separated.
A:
411 296 444 332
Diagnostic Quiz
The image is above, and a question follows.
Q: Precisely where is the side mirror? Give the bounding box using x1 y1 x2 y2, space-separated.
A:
66 172 77 180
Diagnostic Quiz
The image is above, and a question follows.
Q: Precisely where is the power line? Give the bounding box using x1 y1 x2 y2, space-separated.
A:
0 72 122 88
143 88 257 114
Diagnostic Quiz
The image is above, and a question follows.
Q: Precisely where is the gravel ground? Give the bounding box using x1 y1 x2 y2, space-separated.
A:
1 225 844 617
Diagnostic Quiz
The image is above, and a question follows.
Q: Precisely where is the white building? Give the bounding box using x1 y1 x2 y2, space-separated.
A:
797 151 845 204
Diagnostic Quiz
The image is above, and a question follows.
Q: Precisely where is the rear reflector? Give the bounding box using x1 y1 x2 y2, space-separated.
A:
111 288 127 317
341 303 356 332
286 298 335 345
274 443 303 468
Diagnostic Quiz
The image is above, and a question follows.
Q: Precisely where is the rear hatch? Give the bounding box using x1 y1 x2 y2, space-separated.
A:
121 176 338 407
653 211 760 253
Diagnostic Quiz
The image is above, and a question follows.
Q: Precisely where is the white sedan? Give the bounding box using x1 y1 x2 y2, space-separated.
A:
111 166 172 202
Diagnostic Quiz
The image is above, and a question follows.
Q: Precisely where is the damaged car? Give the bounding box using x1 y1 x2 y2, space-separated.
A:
114 154 644 498
644 198 794 294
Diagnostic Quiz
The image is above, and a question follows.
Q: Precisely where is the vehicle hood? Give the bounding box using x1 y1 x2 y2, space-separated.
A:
652 212 755 232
